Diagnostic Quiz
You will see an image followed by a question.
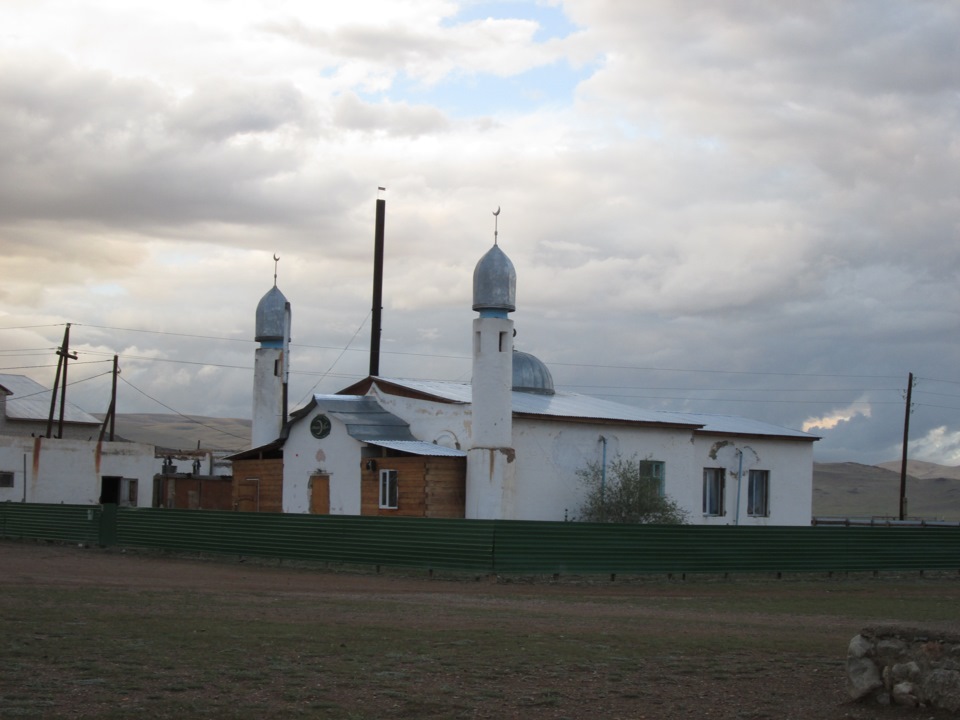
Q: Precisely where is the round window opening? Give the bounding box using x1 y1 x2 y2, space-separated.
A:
310 414 332 439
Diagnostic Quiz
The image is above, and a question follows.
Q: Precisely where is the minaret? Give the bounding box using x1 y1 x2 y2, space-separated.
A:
466 210 517 519
252 258 291 447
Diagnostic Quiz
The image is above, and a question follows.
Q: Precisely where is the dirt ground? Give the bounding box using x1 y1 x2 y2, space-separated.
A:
2 540 957 719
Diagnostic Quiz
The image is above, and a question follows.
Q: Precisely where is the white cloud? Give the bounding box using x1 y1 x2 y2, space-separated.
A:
803 400 872 432
910 426 960 466
0 0 958 464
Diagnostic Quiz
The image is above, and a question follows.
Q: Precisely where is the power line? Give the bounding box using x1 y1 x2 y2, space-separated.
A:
0 360 111 371
83 350 253 371
0 324 66 330
2 370 114 402
560 384 904 393
295 311 371 407
587 393 900 405
75 323 250 344
550 361 904 380
1 321 937 405
117 375 250 443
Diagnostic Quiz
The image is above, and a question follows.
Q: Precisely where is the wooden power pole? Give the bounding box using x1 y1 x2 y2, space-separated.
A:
898 372 914 521
46 324 78 439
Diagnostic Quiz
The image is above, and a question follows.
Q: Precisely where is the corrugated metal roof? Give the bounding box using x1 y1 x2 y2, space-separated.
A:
0 373 100 425
313 394 418 443
371 377 816 441
669 411 818 440
366 440 466 457
373 378 699 426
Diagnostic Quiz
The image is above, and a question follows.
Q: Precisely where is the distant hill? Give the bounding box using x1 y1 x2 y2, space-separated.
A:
98 413 251 452
813 461 960 521
876 459 960 481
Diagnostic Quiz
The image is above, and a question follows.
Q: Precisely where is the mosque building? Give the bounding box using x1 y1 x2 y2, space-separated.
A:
231 229 817 524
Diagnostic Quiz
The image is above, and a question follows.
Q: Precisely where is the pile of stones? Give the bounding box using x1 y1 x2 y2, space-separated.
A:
847 625 960 711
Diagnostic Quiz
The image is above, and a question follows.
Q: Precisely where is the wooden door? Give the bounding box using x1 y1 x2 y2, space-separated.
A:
237 479 259 512
309 474 330 515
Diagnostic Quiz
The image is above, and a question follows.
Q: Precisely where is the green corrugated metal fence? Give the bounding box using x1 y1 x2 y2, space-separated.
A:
491 521 960 574
2 502 958 576
0 503 102 546
114 508 495 571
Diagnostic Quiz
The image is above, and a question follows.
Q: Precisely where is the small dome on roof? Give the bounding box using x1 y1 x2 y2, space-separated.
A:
255 285 289 342
473 244 516 313
512 350 555 395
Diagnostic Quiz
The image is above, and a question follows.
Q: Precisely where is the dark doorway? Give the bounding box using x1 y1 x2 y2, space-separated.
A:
100 476 121 504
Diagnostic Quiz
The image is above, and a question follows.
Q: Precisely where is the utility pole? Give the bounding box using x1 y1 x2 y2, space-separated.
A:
99 355 119 442
46 324 78 439
898 372 914 521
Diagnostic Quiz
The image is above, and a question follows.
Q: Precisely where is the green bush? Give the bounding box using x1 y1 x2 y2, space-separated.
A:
576 454 688 524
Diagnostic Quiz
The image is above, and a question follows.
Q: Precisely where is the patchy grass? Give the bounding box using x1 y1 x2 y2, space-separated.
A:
1 548 959 719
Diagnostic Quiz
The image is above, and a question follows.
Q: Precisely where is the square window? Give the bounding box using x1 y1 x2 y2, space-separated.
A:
0 471 14 488
379 469 398 509
703 468 725 516
639 460 665 496
748 470 770 517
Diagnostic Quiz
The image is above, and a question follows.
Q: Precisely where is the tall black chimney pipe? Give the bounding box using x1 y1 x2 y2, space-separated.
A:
369 190 386 376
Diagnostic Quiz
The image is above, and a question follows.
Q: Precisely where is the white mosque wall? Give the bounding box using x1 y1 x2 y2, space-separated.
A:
509 421 701 522
370 389 471 451
281 407 363 515
688 434 814 526
365 387 814 524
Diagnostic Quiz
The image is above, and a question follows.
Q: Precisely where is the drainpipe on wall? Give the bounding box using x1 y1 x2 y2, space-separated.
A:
22 453 27 503
599 435 607 520
735 448 743 526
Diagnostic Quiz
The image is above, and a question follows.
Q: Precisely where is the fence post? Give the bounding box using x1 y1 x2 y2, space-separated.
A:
99 504 117 547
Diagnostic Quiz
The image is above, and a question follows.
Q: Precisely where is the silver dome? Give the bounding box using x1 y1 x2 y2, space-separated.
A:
472 244 516 313
512 350 555 395
255 285 289 342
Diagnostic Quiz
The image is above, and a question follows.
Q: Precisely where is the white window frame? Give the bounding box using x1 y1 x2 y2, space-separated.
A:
747 469 770 517
379 469 398 510
703 468 725 516
639 460 665 496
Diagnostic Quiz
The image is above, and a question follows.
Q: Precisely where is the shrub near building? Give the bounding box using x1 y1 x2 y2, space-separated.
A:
577 454 689 524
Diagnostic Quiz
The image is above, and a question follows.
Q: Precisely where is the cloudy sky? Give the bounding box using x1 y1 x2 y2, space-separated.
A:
1 0 958 464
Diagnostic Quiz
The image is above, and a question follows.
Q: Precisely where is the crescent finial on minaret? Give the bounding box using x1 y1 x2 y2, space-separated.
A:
273 254 280 286
493 206 500 244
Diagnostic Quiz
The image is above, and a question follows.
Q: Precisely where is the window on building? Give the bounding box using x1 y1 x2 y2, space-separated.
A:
379 469 398 509
0 471 14 488
748 470 770 517
120 478 138 508
703 468 725 516
639 460 665 496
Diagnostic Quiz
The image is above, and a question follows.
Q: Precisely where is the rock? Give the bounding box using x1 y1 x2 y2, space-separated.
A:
877 639 907 658
892 681 918 707
848 656 883 700
848 635 873 659
891 661 920 683
922 669 960 712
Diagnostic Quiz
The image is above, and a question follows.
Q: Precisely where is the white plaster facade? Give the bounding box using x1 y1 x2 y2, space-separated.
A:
341 378 817 525
281 406 363 515
252 346 285 448
0 435 157 506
